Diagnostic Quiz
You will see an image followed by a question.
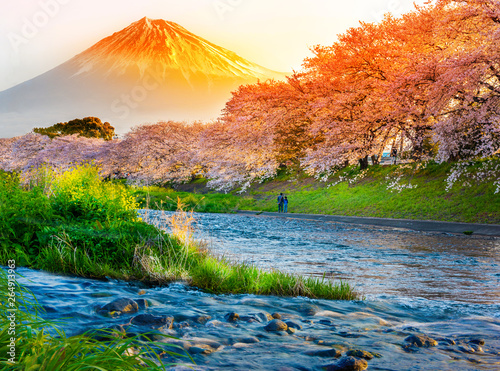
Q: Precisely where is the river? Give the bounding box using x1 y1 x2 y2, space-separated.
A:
14 211 500 370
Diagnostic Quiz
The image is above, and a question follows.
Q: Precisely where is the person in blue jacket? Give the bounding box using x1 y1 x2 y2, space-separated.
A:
277 193 284 213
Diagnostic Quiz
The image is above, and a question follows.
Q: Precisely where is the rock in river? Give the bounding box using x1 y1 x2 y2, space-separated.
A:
136 298 149 310
225 312 240 322
98 298 139 315
324 356 368 371
469 339 485 346
264 319 288 332
346 350 376 360
286 320 303 330
404 334 438 347
130 314 174 330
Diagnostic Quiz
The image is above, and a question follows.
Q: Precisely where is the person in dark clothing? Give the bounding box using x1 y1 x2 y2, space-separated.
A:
277 193 284 213
283 196 288 213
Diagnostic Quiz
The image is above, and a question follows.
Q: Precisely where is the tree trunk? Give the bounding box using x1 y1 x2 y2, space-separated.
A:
359 156 369 170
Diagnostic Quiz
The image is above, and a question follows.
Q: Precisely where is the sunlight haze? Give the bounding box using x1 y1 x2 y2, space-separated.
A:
0 0 427 91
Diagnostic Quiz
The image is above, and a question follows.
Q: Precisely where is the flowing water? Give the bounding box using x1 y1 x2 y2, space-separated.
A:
12 211 500 370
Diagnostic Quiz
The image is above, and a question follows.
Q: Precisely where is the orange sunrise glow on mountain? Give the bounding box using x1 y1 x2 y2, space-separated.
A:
1 0 426 137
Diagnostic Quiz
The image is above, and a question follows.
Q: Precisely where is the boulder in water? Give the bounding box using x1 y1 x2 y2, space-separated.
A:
346 350 376 360
264 319 288 332
404 334 438 347
324 356 368 371
98 298 139 315
130 314 174 329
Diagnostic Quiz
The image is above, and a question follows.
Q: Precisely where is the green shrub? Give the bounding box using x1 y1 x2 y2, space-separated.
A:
48 164 138 222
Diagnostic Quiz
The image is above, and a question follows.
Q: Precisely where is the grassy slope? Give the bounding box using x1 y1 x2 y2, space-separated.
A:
135 161 500 224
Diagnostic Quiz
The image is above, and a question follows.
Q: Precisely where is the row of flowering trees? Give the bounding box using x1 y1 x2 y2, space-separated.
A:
1 0 499 191
221 0 500 174
0 120 274 192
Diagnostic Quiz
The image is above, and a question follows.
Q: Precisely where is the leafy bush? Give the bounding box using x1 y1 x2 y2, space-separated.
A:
47 164 139 222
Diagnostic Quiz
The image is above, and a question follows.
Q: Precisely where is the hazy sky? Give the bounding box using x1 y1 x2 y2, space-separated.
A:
0 0 427 91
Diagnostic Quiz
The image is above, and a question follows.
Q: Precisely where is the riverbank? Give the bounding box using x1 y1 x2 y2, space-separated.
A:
0 165 358 369
133 159 500 225
0 165 356 300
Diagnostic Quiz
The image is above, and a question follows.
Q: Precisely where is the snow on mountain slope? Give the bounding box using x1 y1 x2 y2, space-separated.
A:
70 17 280 81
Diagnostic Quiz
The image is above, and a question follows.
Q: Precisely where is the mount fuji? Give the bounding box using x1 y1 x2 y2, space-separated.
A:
0 17 286 137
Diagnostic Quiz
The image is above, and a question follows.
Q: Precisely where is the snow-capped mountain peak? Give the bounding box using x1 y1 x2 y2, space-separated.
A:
70 17 281 83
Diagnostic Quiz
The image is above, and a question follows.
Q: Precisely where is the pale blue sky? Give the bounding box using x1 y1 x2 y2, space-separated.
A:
0 0 428 91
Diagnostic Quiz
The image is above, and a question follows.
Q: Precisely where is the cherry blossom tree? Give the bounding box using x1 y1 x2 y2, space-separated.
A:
3 0 498 190
428 0 500 161
202 83 281 191
113 121 205 185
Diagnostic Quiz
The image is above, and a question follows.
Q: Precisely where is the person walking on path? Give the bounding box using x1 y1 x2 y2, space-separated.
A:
277 193 284 213
283 196 288 213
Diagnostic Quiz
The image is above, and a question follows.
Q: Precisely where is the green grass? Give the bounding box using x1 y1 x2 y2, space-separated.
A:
191 258 356 300
0 164 356 301
139 160 500 224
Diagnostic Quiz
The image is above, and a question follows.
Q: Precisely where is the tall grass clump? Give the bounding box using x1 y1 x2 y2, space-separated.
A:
27 164 139 222
0 269 191 370
190 257 357 300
